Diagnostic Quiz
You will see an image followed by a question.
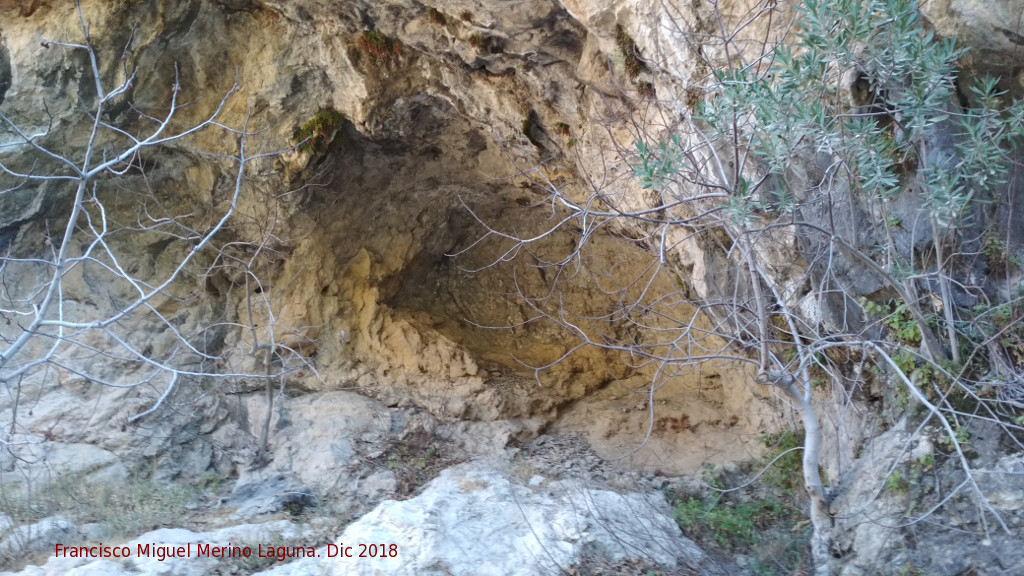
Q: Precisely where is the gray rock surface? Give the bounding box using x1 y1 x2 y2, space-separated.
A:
0 516 75 559
255 462 718 576
831 419 1024 576
1 519 324 576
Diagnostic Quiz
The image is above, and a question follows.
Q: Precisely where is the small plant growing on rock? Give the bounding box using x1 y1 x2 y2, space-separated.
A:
886 469 908 493
636 80 655 99
293 108 345 155
917 453 935 471
760 429 806 493
937 426 971 452
613 24 654 101
862 298 923 346
553 122 571 136
467 33 487 51
615 24 646 81
426 7 446 26
673 492 785 549
357 30 402 64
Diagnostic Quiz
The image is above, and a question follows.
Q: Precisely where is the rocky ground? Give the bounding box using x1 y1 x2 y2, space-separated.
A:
0 407 747 576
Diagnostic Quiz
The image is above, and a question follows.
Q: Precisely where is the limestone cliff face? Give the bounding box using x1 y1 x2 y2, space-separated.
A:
0 0 790 478
1 3 1023 571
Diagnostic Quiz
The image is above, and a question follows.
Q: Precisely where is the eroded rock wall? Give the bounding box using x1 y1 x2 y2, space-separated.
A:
0 0 784 493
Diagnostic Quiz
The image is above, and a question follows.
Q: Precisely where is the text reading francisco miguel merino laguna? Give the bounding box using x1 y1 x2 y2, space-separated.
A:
55 542 399 562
